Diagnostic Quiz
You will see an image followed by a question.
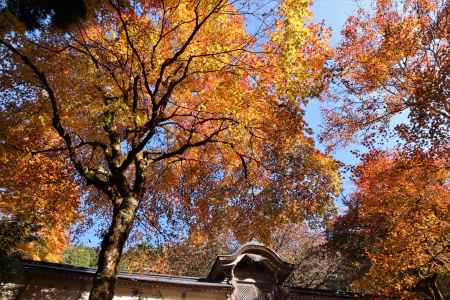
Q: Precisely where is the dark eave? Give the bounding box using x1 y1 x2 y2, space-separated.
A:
287 286 369 299
19 260 370 298
21 260 231 290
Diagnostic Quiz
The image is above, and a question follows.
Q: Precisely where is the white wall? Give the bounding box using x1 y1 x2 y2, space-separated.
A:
1 277 230 300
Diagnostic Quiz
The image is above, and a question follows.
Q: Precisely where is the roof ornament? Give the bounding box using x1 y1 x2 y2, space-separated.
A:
207 242 295 299
207 242 295 282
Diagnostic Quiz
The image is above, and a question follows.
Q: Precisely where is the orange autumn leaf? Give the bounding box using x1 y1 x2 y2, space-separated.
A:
330 149 449 299
323 0 449 150
0 108 80 261
0 1 339 298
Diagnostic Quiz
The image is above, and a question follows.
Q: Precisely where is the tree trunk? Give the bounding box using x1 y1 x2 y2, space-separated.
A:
424 274 444 300
430 275 444 300
88 195 139 300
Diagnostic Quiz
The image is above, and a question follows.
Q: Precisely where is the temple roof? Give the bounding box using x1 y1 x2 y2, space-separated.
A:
206 242 295 283
17 247 365 299
21 260 231 289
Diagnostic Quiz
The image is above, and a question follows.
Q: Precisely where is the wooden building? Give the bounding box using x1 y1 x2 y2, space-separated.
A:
1 243 367 299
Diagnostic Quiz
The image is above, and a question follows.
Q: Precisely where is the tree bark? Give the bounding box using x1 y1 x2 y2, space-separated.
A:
423 274 444 300
430 274 444 300
88 195 139 300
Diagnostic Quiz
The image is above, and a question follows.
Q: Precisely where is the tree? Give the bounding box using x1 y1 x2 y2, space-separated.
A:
0 0 340 299
328 150 449 299
0 217 39 282
270 223 344 290
323 0 449 149
120 223 346 291
0 218 39 258
62 246 98 268
119 233 232 276
0 105 81 262
2 0 90 29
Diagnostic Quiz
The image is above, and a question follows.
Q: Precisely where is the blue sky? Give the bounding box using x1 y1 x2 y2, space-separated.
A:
312 0 369 45
308 0 369 154
306 0 368 199
308 0 402 202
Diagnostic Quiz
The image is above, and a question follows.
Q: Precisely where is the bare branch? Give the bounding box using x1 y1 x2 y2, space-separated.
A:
150 125 229 163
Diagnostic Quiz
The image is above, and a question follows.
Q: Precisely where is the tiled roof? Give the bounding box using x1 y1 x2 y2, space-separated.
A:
21 260 232 289
20 260 367 298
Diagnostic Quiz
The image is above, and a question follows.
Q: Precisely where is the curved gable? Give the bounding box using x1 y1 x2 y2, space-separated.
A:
207 242 295 284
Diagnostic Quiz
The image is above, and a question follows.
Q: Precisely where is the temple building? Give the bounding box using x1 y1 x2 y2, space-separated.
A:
1 243 367 299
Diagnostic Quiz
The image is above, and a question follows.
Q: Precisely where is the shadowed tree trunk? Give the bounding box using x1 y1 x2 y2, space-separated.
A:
89 195 140 300
424 274 445 300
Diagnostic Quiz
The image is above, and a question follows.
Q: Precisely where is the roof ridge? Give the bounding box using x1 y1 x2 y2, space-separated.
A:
21 259 205 281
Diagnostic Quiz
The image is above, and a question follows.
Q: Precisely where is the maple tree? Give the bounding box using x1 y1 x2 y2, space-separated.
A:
120 223 344 290
328 150 449 299
268 222 344 289
322 1 450 297
0 0 340 299
323 0 449 149
119 232 232 276
0 105 81 262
